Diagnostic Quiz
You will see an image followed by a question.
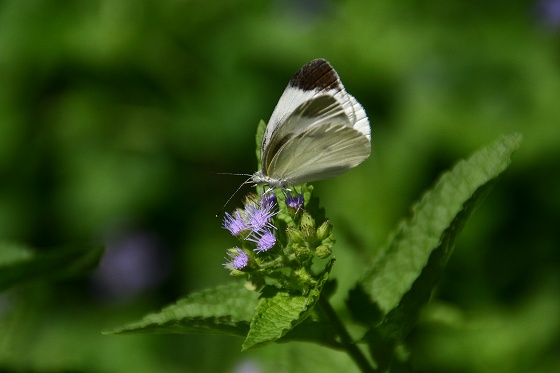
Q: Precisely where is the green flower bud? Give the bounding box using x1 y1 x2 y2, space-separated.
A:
316 245 332 259
300 212 316 230
286 227 305 243
293 245 313 261
317 220 332 241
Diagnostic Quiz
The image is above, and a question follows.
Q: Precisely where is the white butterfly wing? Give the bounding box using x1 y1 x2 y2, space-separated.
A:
264 60 341 143
262 95 349 170
262 59 370 161
347 94 370 140
266 122 371 185
253 58 371 188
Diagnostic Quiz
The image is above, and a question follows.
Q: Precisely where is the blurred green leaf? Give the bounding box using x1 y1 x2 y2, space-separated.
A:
106 283 260 336
355 133 522 370
0 242 104 291
0 242 34 265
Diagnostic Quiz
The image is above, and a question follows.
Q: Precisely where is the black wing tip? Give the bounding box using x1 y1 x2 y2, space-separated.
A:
288 58 342 92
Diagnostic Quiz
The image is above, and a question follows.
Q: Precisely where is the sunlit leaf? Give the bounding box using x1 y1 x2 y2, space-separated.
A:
106 283 260 336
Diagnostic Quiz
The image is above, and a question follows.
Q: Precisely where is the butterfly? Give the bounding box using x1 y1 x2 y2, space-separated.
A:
250 58 371 190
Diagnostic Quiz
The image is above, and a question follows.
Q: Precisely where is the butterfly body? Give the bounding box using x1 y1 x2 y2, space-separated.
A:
250 59 371 189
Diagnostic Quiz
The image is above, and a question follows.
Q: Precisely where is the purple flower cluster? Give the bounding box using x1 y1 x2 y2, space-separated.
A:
223 248 249 270
222 194 279 269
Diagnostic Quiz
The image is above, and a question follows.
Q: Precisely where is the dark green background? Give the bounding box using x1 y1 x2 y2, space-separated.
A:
1 1 559 372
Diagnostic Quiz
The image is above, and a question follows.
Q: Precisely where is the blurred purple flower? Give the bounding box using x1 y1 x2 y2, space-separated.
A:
231 359 261 373
91 231 169 302
535 0 560 30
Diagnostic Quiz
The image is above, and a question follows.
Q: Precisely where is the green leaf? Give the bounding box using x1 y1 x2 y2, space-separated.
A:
0 241 104 291
242 259 334 350
355 133 522 370
105 283 260 336
255 119 266 170
351 133 522 324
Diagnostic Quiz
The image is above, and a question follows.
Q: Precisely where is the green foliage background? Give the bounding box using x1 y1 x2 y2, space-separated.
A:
0 1 558 372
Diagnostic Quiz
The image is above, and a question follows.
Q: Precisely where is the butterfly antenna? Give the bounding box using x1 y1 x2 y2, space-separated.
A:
212 171 252 177
216 176 253 217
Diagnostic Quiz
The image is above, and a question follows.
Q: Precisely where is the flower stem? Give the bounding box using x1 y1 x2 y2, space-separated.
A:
318 295 376 373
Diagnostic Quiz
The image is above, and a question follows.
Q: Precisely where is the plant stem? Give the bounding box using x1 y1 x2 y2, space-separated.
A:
318 295 375 373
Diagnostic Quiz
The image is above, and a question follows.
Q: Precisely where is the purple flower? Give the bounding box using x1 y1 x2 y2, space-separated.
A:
286 193 304 211
222 210 247 236
245 199 277 232
247 229 276 253
261 193 277 208
224 248 249 270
